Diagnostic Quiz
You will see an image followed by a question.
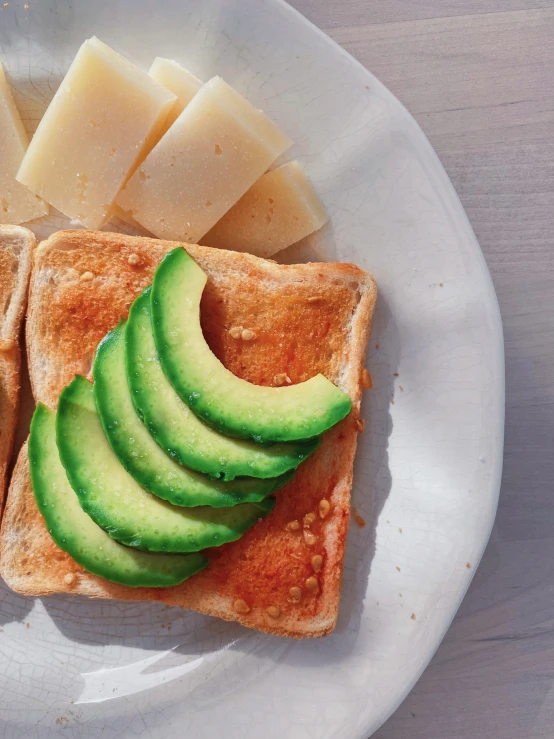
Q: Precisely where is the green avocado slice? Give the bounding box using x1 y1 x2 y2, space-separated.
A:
151 248 352 443
93 320 293 506
126 289 318 480
56 376 275 553
29 404 208 587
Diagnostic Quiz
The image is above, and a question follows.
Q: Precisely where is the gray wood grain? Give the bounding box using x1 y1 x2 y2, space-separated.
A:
289 2 554 737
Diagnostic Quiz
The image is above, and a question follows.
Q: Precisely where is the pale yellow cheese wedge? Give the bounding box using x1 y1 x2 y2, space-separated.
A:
115 56 204 232
16 37 176 229
201 161 328 257
117 76 292 242
110 59 200 202
0 65 49 225
149 58 202 135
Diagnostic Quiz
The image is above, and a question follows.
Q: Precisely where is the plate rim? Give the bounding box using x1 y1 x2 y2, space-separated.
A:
0 1 506 735
278 1 505 735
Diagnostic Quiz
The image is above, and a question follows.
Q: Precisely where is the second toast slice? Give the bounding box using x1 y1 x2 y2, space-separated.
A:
0 225 35 513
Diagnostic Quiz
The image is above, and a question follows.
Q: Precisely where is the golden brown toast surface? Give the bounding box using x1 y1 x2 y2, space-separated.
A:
0 230 377 637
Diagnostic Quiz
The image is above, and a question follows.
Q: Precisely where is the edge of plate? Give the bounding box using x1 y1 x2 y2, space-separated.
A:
277 1 506 735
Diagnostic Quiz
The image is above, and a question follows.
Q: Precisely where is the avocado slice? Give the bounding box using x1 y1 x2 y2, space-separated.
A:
126 289 318 480
56 376 275 553
151 248 352 443
29 404 208 587
94 320 293 506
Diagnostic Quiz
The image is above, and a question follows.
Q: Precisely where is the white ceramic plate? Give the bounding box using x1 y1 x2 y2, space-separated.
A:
0 1 504 737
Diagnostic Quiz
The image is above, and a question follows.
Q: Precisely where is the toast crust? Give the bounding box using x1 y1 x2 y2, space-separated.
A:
0 230 377 638
0 225 35 513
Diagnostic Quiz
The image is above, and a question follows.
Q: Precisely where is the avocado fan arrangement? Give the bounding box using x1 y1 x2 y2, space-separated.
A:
30 248 352 588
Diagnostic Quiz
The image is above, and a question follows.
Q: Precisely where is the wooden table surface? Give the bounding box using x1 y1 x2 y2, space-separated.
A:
289 2 554 737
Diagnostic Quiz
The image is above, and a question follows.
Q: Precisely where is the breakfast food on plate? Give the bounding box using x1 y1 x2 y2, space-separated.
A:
148 58 202 134
0 230 376 637
113 58 203 233
16 37 177 229
148 58 328 257
0 226 35 509
56 374 276 552
152 248 351 442
0 66 49 225
30 404 208 587
0 34 369 637
115 56 202 235
118 292 318 481
94 318 294 504
3 35 327 257
202 161 328 257
117 76 292 242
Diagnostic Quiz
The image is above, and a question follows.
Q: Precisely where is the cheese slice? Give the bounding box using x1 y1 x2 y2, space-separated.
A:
201 161 328 257
114 59 202 232
117 76 292 242
149 58 202 135
16 37 176 229
0 64 49 225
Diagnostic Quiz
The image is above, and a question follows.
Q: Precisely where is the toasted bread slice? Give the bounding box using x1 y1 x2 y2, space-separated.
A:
0 226 35 513
0 230 376 637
